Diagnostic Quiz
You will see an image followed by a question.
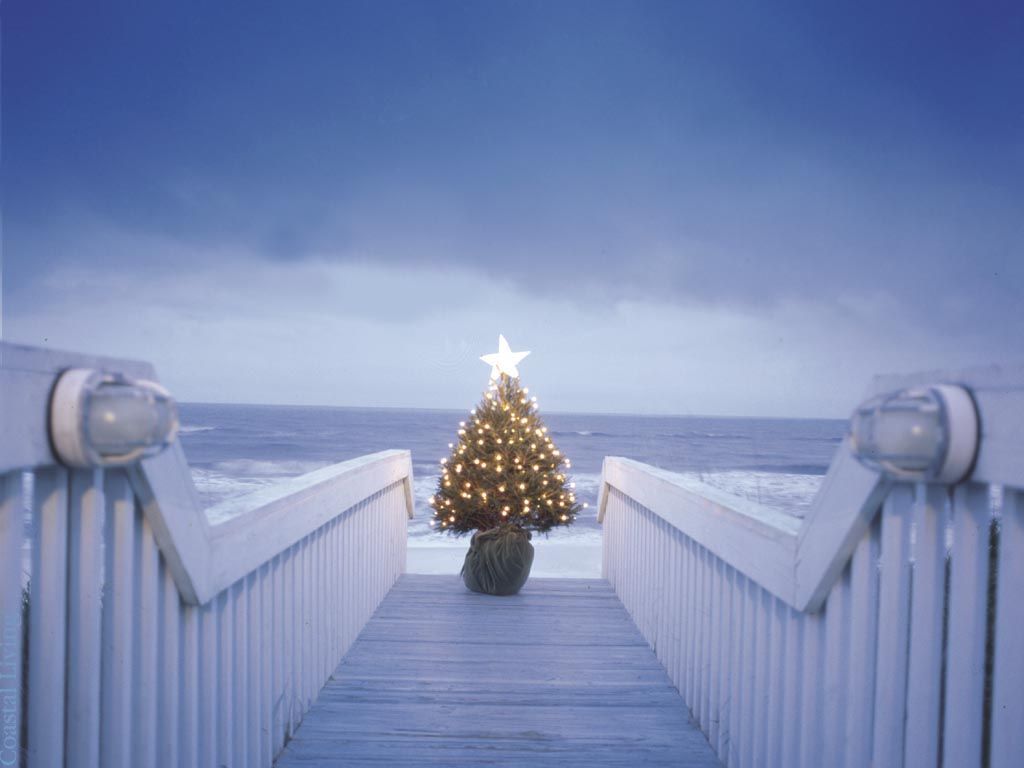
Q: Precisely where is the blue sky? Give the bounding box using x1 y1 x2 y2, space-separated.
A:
4 1 1022 416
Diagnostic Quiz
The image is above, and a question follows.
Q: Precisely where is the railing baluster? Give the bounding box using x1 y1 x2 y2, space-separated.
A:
683 535 696 707
779 604 803 766
701 548 715 734
198 602 218 768
179 602 199 767
312 531 322 689
133 513 160 766
289 546 300 734
653 517 666 665
991 489 1023 768
326 520 336 680
942 483 993 766
28 468 69 768
715 562 734 758
903 484 948 767
236 574 251 767
157 555 180 768
66 469 104 768
743 579 762 768
695 544 709 733
260 563 272 767
752 587 771 765
726 570 745 767
871 485 913 766
216 589 233 767
0 472 24 767
671 524 683 693
822 563 851 767
765 596 785 768
272 552 284 757
798 610 824 768
303 535 313 711
843 516 880 767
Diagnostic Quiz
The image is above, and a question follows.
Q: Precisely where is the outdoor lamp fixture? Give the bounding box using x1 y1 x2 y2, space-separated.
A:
49 368 180 468
849 384 979 484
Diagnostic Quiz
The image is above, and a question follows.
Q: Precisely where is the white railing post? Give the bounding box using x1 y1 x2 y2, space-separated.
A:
903 483 948 766
0 472 25 768
28 467 69 768
871 484 914 766
992 490 1024 767
100 472 134 768
942 483 994 766
66 468 105 768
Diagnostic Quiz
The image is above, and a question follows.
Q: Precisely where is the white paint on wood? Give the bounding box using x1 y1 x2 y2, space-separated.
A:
870 485 914 766
66 469 104 768
795 446 891 612
28 468 69 768
205 451 413 602
942 483 992 767
99 473 134 768
797 612 824 768
765 598 785 768
232 579 249 766
129 445 211 604
600 457 799 605
715 564 734 759
779 607 803 766
0 472 24 766
992 490 1024 768
708 557 724 752
198 605 217 768
157 559 181 768
216 590 233 767
179 603 200 767
133 513 160 767
739 579 758 768
751 587 771 768
822 564 851 767
727 571 745 768
843 518 880 768
903 484 948 767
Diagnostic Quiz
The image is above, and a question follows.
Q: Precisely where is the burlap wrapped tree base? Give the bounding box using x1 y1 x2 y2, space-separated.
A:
461 525 535 596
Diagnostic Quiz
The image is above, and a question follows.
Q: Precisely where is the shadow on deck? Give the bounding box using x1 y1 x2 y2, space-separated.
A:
275 574 720 767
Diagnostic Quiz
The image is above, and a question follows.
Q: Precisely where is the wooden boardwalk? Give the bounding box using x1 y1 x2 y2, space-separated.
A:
275 574 720 767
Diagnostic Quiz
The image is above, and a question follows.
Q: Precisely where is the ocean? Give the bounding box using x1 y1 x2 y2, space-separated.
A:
178 403 847 546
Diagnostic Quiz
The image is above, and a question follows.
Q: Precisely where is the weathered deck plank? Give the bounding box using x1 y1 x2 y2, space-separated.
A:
275 574 719 767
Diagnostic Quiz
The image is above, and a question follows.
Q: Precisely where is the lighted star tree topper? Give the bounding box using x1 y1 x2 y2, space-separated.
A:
429 335 586 535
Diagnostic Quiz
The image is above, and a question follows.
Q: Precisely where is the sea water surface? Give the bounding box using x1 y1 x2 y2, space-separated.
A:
179 403 846 551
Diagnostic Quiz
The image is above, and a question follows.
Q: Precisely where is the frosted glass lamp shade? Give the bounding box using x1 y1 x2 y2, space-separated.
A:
849 384 978 483
50 368 179 468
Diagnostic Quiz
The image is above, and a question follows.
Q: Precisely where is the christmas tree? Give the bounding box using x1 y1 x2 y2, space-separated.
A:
429 335 584 537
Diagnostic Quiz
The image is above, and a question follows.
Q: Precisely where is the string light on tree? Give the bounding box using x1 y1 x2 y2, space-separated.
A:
430 335 583 536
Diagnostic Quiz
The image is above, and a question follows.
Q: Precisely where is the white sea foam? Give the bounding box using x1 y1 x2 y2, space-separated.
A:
193 455 821 537
211 458 332 477
679 470 822 517
192 459 333 515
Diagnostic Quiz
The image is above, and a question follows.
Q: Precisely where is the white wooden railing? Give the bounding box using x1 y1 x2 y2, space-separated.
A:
599 363 1024 768
0 343 414 768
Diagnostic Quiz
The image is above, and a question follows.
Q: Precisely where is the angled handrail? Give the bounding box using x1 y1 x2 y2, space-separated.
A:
599 362 1024 612
599 362 1024 768
0 341 415 604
